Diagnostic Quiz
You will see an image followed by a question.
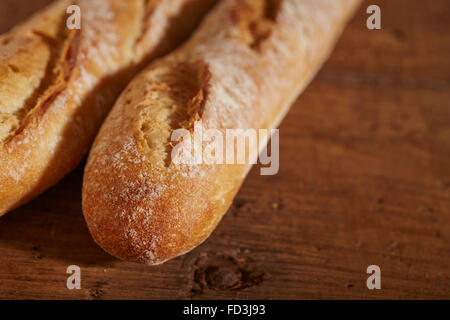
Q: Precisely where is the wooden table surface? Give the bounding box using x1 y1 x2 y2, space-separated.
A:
0 0 449 300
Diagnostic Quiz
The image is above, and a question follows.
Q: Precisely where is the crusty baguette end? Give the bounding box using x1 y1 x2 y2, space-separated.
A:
82 0 361 265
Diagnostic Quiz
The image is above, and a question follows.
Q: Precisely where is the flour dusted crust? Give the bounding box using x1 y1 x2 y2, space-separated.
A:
82 0 362 265
0 0 218 215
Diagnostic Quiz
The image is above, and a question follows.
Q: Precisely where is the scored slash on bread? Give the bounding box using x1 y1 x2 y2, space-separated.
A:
82 0 362 265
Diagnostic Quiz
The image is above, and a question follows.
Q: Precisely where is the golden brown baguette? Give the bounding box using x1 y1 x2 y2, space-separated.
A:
0 0 218 215
82 0 361 265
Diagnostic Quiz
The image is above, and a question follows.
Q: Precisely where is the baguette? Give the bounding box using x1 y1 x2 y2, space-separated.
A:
82 0 361 265
0 0 218 215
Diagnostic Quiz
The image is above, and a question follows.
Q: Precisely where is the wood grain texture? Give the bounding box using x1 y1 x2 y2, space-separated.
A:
0 0 449 300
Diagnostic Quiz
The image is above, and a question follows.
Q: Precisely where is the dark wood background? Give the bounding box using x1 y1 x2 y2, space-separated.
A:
0 0 449 300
